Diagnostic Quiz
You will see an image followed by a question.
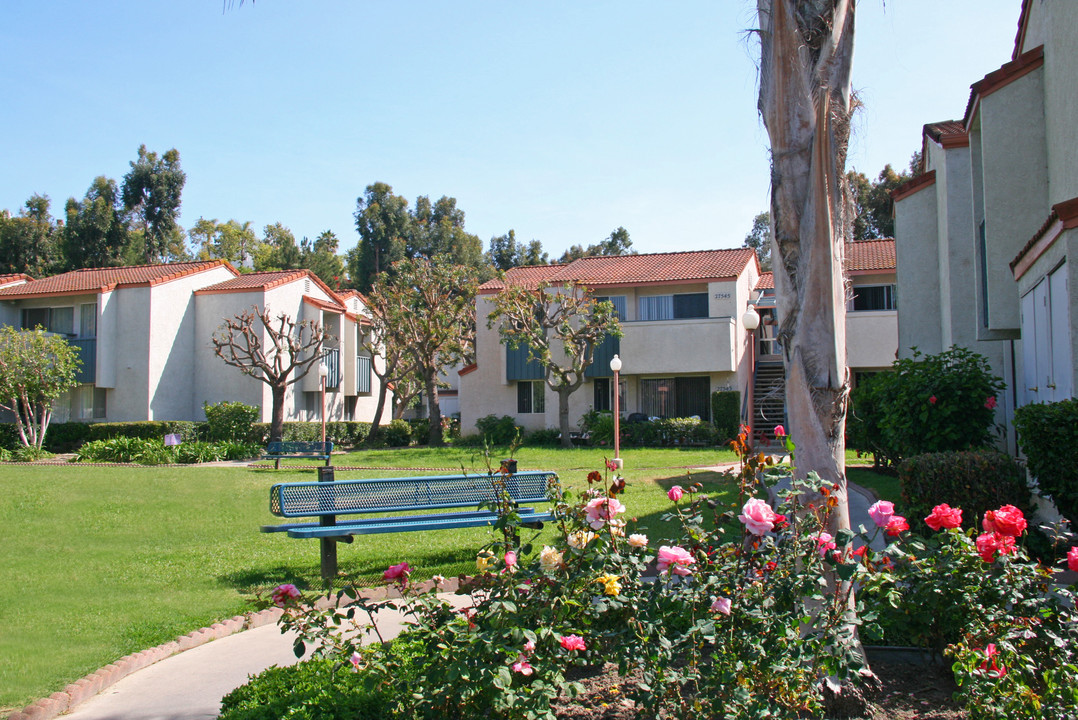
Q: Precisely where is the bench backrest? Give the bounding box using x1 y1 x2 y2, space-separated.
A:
269 471 558 518
265 441 333 456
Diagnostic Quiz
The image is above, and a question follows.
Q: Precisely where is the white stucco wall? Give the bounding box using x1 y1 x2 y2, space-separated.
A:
194 290 269 418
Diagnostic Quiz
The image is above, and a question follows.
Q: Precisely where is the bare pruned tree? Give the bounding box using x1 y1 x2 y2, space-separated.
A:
211 306 329 442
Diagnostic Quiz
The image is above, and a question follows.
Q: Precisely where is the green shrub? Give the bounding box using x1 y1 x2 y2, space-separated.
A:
218 657 393 720
380 419 413 448
710 390 740 441
475 415 522 446
41 422 95 452
850 347 1005 463
1013 398 1078 527
523 428 562 446
619 417 719 447
899 450 1033 536
11 445 53 462
203 401 260 442
86 421 200 443
847 373 896 468
584 412 616 447
0 423 18 451
75 437 176 465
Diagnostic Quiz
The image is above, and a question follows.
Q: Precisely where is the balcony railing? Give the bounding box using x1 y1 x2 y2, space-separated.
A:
67 338 96 384
322 347 341 388
356 355 372 394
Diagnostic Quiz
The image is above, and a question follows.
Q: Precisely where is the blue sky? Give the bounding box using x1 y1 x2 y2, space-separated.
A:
1 1 1022 259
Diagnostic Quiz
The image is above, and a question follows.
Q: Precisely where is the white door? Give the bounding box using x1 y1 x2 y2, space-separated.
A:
1021 287 1044 406
1048 263 1072 400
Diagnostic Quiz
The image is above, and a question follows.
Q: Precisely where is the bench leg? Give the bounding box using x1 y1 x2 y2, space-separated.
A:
320 538 338 584
275 458 280 470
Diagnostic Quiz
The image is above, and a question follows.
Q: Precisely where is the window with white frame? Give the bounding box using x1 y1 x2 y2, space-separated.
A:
21 306 75 335
517 380 545 414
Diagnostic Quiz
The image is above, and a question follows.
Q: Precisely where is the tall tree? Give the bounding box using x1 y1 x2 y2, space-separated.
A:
487 230 550 270
191 218 261 267
556 227 635 264
757 0 854 513
0 327 80 449
488 282 622 448
211 307 328 442
848 164 908 241
348 182 410 292
63 177 128 269
487 230 545 270
0 194 60 275
255 222 303 271
377 257 478 446
409 195 486 270
742 211 773 271
121 145 186 264
301 230 345 288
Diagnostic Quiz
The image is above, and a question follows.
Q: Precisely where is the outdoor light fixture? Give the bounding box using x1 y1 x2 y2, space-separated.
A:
742 305 761 331
319 362 329 444
610 354 623 469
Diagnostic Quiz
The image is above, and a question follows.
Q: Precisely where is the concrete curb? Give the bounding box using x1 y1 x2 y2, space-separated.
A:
4 609 283 720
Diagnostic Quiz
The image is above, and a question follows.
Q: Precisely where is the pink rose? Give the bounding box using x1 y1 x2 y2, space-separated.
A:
656 545 696 576
925 503 963 531
523 640 536 654
867 500 895 528
711 597 732 616
504 550 518 570
985 396 998 410
978 644 1006 679
667 485 684 502
606 459 618 471
584 496 626 530
773 425 786 437
884 516 908 537
976 532 1016 563
929 395 937 404
512 660 534 675
982 505 1027 537
1068 546 1078 573
559 634 586 652
349 651 362 671
383 561 411 582
738 498 779 536
271 583 301 607
815 532 837 557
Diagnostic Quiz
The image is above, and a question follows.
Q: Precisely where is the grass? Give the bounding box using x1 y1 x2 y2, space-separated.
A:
1 446 742 711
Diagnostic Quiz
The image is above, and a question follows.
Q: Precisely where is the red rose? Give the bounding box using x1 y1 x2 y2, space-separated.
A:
1069 546 1078 573
982 505 1027 537
925 503 963 531
884 516 909 537
976 532 1016 563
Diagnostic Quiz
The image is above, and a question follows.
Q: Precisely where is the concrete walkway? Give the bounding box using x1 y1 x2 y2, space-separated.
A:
7 472 885 720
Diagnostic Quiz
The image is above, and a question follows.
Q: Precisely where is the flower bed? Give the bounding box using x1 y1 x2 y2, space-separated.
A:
232 429 1078 720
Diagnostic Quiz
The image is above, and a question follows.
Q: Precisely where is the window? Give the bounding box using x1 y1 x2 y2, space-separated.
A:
20 306 75 335
80 303 97 338
70 385 106 420
640 377 710 419
850 285 897 311
593 378 611 412
517 380 545 414
594 295 626 319
637 293 708 320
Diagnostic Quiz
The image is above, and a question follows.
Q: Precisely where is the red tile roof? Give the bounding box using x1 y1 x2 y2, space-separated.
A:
195 270 309 294
924 120 969 149
0 273 32 287
1011 195 1078 278
1013 0 1033 60
303 294 345 313
964 45 1044 127
892 170 937 202
0 261 235 299
755 272 774 290
845 239 896 272
479 249 757 293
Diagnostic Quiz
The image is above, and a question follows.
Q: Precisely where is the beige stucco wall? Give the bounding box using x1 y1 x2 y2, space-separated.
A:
978 68 1049 333
894 180 942 357
194 290 269 419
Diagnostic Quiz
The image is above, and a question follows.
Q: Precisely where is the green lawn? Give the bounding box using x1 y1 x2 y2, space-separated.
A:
1 446 742 711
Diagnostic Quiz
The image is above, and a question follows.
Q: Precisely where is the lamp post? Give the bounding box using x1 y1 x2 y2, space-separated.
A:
318 361 329 445
609 354 623 469
742 305 760 445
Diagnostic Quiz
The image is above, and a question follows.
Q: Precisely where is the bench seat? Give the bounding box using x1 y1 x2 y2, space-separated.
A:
261 440 333 469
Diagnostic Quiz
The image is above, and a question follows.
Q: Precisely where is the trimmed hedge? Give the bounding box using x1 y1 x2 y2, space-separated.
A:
899 450 1033 536
1014 398 1078 526
711 390 740 442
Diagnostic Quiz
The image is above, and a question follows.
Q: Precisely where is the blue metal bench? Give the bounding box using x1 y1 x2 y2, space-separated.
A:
261 468 560 579
261 440 333 469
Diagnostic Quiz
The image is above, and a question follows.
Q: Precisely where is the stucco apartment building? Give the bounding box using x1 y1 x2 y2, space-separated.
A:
459 244 898 437
893 0 1076 449
0 261 391 426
